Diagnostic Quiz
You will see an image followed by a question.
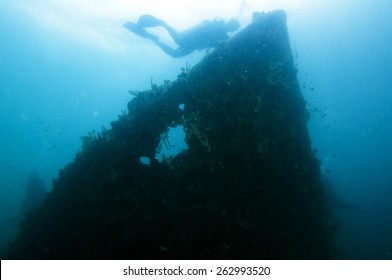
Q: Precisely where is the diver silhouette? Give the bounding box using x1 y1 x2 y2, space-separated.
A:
123 15 240 58
22 171 46 213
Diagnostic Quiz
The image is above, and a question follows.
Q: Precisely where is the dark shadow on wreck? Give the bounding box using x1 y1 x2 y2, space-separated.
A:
6 10 337 259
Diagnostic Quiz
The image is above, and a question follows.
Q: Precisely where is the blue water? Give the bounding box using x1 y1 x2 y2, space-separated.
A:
1 0 391 259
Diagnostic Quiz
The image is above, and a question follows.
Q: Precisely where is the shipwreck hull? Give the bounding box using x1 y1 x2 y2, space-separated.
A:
7 10 334 259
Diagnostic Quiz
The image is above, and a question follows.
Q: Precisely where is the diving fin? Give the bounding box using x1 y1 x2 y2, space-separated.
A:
136 15 165 28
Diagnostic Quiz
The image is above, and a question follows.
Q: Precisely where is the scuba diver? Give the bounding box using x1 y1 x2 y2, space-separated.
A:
22 170 46 213
123 15 240 58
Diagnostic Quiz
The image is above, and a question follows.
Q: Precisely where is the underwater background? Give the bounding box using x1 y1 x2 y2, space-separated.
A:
0 0 391 259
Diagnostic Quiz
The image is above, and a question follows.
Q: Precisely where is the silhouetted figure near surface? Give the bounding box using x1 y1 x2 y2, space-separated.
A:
22 171 46 213
123 15 240 58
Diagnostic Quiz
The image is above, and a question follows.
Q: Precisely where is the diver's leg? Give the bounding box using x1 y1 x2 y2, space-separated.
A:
136 15 184 46
159 22 185 46
150 39 178 58
123 21 158 41
151 39 191 58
